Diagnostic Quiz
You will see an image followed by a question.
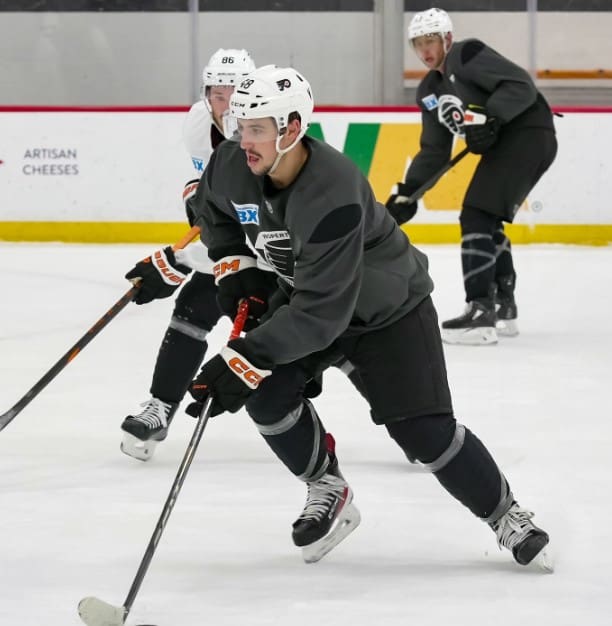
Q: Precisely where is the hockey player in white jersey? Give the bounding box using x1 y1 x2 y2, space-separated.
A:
119 48 278 461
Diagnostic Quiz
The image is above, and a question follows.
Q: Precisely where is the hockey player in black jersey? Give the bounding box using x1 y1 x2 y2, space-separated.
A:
386 8 557 345
185 64 551 568
120 50 363 461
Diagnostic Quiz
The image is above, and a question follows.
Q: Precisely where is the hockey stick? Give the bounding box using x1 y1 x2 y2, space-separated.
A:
0 225 201 433
401 146 470 204
78 301 249 626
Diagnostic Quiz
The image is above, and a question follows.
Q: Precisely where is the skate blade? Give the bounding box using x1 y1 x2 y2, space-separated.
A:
78 596 126 626
442 326 498 346
496 319 519 337
526 544 554 574
120 433 158 462
302 502 361 564
534 547 554 573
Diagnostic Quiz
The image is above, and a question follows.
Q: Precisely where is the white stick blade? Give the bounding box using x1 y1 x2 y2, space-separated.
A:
78 596 126 626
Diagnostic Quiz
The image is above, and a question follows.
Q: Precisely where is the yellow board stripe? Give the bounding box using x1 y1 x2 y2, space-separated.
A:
1 221 612 246
402 224 612 245
0 222 189 244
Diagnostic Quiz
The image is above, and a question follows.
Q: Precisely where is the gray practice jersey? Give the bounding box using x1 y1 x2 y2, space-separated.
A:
193 136 433 367
406 38 555 191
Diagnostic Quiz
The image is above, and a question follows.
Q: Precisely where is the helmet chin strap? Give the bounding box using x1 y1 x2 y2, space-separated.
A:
268 131 303 175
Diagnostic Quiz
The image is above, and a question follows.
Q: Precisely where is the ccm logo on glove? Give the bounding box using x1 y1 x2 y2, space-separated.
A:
221 346 270 389
213 255 257 283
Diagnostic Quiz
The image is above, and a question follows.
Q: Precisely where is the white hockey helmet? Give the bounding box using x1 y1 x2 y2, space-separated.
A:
408 8 453 42
202 48 256 87
229 65 314 142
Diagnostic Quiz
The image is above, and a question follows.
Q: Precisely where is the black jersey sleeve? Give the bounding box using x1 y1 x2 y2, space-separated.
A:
449 39 538 124
404 108 453 191
403 77 453 191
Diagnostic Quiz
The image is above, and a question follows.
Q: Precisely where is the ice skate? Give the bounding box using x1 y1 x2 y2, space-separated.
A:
495 297 519 337
292 461 361 564
120 397 178 461
495 275 519 337
489 502 552 571
441 299 498 345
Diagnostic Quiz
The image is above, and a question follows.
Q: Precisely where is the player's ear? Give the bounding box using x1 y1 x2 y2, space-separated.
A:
287 117 302 141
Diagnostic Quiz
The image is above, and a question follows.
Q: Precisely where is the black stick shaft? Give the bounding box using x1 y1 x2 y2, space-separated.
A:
121 302 249 618
122 393 214 617
404 147 470 204
0 226 201 434
0 286 138 432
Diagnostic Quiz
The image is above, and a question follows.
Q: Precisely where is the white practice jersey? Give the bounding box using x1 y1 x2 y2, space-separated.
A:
182 100 218 176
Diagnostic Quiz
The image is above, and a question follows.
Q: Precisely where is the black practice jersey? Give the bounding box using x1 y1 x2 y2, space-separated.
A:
192 136 434 367
405 38 555 192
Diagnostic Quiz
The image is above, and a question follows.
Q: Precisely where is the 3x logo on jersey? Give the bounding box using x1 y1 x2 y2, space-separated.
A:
232 201 260 225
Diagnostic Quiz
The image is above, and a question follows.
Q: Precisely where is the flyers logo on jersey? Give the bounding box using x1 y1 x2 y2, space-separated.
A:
231 201 260 225
437 94 465 137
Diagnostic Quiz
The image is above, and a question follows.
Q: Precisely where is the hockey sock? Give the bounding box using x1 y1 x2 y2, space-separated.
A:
430 425 513 521
150 324 208 403
387 415 512 521
254 400 330 482
460 233 496 303
460 207 499 303
493 226 515 281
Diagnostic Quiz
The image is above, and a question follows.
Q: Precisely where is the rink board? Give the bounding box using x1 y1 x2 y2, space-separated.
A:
0 106 610 244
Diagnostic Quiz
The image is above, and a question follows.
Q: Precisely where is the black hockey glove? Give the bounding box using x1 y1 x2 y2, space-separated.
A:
214 254 271 331
385 183 418 225
186 338 272 417
464 105 500 155
125 247 192 305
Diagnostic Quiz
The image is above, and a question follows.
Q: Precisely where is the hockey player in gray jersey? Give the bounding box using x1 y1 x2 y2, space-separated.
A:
119 48 277 461
387 8 557 345
185 64 551 568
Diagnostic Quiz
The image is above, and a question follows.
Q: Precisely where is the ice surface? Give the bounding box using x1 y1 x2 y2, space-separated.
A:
1 242 611 626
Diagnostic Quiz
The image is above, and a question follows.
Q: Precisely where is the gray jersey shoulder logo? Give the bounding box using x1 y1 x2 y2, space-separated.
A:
231 201 260 225
421 93 439 111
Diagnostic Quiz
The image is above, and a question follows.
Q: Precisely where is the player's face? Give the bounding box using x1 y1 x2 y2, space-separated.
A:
237 118 282 175
208 86 234 127
412 34 447 70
